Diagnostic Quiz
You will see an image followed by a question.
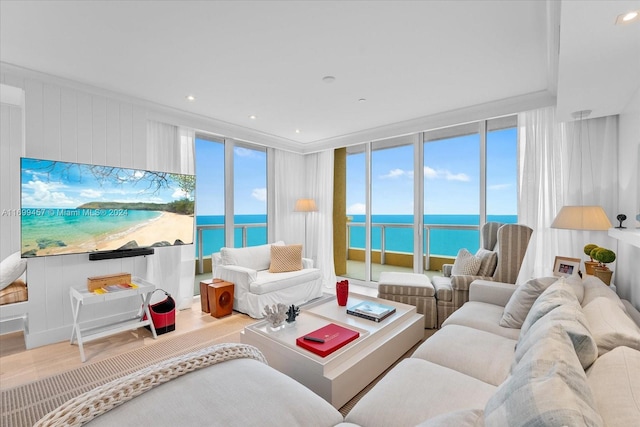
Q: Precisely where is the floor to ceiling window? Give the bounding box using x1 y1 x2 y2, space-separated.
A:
339 115 517 284
233 143 267 248
195 136 268 276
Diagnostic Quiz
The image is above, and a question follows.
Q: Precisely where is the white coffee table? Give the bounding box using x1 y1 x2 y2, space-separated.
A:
241 293 424 408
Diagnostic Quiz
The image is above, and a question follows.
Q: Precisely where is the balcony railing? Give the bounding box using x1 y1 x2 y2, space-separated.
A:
197 221 479 273
346 222 478 269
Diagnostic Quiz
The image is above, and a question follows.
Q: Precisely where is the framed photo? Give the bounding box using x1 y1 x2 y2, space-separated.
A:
553 256 581 277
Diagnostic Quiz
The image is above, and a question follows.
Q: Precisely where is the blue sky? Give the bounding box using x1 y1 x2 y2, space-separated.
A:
195 128 517 217
195 138 266 215
21 158 191 208
347 128 517 216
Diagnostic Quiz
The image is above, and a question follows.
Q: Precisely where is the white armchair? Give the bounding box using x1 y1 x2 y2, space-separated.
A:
212 242 323 318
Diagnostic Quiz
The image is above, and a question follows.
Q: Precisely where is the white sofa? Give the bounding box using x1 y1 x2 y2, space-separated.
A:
344 275 640 426
212 242 323 318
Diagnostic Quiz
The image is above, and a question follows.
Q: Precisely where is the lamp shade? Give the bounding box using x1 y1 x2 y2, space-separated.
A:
294 198 318 213
550 205 612 231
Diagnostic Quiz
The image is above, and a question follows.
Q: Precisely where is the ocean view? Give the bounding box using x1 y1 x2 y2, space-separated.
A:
195 214 517 258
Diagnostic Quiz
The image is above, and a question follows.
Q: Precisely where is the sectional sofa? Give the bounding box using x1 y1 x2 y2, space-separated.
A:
344 275 640 426
36 276 640 426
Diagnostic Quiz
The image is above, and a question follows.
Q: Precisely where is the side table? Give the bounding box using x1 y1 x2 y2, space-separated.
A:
70 277 157 362
207 280 234 318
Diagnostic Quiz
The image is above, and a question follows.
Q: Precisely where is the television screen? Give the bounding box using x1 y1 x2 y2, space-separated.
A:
20 157 195 257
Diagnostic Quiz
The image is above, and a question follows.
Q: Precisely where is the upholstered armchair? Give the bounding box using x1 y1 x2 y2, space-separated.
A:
431 223 533 327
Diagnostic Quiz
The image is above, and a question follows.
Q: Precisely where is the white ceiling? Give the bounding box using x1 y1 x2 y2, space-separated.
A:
1 1 639 151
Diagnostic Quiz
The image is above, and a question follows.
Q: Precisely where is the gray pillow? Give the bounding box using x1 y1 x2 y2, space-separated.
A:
475 249 498 277
451 248 482 276
519 279 578 338
499 277 558 328
485 329 603 427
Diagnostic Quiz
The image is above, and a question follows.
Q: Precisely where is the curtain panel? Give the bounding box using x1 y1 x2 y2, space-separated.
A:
145 121 196 310
517 107 618 283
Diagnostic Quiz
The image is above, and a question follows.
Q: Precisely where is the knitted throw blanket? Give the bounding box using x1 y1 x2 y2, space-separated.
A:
34 343 267 427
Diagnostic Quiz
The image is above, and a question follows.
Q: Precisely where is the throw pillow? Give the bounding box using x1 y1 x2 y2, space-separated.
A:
0 251 27 291
269 244 303 273
582 296 640 355
0 279 28 305
451 248 482 276
485 330 603 427
475 248 498 277
586 346 640 427
499 277 558 328
519 279 578 338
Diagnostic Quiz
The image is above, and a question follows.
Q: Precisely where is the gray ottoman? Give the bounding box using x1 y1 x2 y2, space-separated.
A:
377 272 437 329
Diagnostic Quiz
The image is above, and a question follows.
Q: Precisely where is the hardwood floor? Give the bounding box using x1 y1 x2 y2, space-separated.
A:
0 281 379 390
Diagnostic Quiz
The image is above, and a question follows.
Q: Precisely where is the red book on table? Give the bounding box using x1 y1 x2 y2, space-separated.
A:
296 323 360 357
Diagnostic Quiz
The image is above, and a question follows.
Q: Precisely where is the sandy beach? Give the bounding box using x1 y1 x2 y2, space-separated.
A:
30 212 194 256
94 212 194 250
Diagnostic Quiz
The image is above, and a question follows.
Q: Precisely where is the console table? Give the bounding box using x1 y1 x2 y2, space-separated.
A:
70 277 157 362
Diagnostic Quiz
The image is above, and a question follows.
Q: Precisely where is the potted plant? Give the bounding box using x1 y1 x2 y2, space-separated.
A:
583 243 599 275
591 247 616 286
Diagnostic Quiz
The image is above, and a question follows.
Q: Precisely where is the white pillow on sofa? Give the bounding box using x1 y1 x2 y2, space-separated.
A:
519 279 578 338
499 277 558 329
0 251 27 291
582 296 640 356
451 249 482 276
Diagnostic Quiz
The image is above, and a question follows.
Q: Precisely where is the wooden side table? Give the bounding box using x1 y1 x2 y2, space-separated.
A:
207 280 234 318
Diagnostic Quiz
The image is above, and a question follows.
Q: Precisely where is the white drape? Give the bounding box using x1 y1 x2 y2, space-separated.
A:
270 148 336 288
517 106 618 283
145 121 196 310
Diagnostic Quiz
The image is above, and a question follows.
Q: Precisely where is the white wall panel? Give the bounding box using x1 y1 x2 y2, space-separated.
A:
43 84 61 160
60 87 78 161
76 92 92 164
91 96 107 165
106 99 120 166
1 68 189 348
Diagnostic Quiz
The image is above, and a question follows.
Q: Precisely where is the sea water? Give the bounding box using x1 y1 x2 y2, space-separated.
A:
195 214 517 258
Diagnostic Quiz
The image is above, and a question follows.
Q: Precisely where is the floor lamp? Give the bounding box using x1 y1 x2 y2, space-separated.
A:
294 198 318 258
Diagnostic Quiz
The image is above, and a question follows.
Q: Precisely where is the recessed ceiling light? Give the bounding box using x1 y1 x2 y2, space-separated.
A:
616 10 639 24
249 115 257 120
322 76 336 84
358 98 367 103
186 95 196 101
295 129 301 134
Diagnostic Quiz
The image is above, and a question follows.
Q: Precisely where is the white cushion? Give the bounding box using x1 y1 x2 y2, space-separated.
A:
0 251 27 291
587 346 640 427
250 269 321 295
582 275 625 309
582 296 640 356
416 409 485 427
499 277 558 329
412 325 516 386
442 301 520 340
220 241 283 271
451 249 482 276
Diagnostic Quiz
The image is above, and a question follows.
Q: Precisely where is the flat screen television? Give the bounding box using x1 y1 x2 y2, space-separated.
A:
20 157 195 258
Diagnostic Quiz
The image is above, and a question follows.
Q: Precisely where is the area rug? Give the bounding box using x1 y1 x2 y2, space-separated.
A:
0 315 254 427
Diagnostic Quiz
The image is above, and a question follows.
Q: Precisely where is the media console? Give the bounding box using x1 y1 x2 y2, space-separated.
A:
88 247 155 261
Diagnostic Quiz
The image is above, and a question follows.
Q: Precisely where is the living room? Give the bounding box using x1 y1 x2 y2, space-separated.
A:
1 1 639 426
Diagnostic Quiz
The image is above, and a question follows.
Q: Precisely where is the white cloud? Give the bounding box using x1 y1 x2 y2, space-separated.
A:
488 183 511 190
252 188 267 202
424 166 470 182
172 188 189 199
347 203 366 214
21 179 76 207
380 168 409 179
234 147 255 157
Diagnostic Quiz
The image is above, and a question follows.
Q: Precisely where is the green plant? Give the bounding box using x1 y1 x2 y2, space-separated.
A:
592 247 616 269
584 244 599 261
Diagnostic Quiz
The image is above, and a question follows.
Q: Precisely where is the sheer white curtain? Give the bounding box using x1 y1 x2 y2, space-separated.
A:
270 148 336 287
305 150 336 288
145 121 196 309
517 107 618 283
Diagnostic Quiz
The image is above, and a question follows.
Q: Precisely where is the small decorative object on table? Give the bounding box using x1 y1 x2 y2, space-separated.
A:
583 244 599 275
336 280 349 306
616 214 627 229
286 304 300 324
263 303 288 331
552 256 581 278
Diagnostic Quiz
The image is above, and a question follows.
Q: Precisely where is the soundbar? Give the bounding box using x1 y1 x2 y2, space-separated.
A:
89 247 155 261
